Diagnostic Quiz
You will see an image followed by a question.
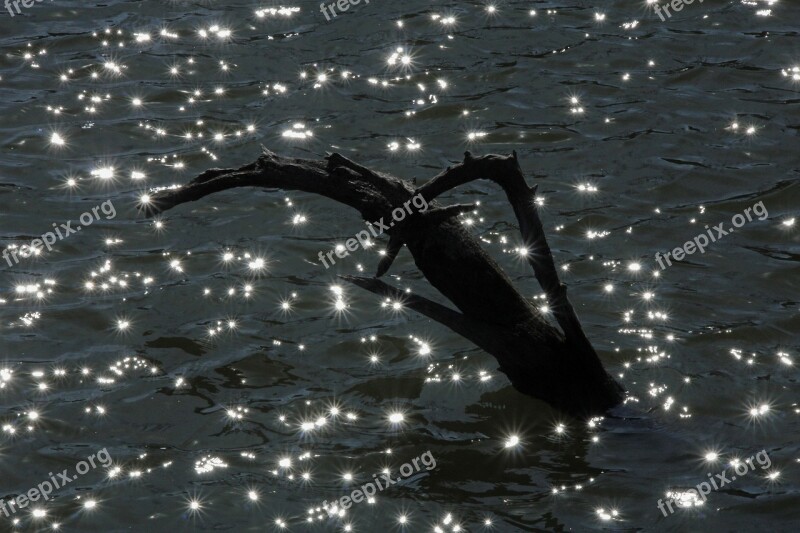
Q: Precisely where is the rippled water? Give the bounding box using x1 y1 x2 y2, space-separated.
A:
1 0 798 531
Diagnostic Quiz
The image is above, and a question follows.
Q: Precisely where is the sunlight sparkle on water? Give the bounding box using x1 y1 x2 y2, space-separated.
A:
91 166 115 180
666 489 703 508
50 132 65 146
248 257 266 271
596 508 619 521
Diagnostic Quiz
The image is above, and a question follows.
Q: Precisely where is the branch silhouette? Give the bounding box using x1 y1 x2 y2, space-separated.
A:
145 148 624 416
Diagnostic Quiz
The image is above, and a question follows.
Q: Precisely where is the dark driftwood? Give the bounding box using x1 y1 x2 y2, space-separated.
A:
145 148 624 416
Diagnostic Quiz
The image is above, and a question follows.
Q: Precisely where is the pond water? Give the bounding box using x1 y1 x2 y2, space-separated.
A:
0 0 798 531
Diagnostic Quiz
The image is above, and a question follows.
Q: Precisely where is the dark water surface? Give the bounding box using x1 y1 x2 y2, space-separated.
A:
1 0 798 531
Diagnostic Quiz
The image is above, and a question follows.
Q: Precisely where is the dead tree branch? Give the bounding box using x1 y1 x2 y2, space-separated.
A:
145 149 624 416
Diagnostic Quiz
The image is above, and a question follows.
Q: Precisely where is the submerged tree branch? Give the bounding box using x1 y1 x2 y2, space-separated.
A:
146 148 624 416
